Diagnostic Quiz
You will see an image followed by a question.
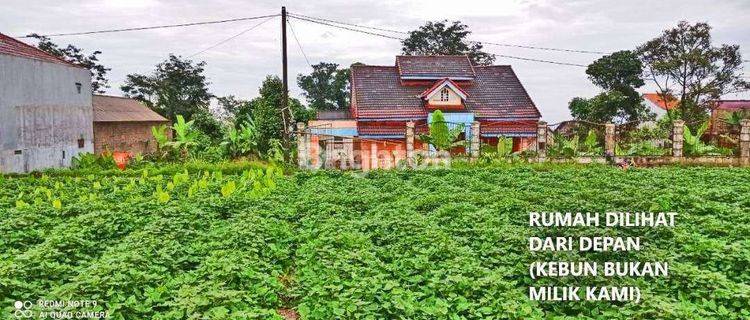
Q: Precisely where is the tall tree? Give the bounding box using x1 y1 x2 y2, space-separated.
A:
569 50 654 127
401 20 495 66
251 76 313 154
121 54 212 124
27 34 110 93
638 21 750 125
216 95 252 123
296 62 350 110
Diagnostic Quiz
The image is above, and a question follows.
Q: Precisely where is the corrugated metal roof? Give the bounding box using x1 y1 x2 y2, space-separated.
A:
0 33 83 68
93 95 169 122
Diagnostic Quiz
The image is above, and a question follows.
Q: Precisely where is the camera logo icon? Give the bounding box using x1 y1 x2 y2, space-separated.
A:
14 301 33 318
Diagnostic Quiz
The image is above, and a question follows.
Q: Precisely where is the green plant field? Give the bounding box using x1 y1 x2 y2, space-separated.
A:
1 165 749 319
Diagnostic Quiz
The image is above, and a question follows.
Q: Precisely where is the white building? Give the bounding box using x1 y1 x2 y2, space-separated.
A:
0 33 94 173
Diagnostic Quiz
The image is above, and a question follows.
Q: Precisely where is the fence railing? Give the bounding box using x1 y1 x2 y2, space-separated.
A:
296 118 750 169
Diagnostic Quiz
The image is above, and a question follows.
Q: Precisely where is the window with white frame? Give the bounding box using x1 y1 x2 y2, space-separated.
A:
440 88 450 101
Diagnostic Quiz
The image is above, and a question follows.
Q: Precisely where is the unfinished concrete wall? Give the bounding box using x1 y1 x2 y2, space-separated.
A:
0 55 93 173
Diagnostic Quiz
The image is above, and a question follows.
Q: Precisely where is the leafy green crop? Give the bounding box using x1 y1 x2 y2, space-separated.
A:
1 164 749 319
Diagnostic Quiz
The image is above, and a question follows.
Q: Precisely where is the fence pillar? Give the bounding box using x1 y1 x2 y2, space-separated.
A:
537 121 547 161
740 119 750 166
370 142 378 170
296 122 307 169
604 123 615 156
405 121 415 168
470 121 480 160
672 120 684 158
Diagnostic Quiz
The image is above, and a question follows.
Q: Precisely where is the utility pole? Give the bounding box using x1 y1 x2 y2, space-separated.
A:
280 6 291 150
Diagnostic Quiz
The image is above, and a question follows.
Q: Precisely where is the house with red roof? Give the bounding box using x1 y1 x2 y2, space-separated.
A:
709 100 750 138
643 93 678 117
0 32 94 173
307 55 541 169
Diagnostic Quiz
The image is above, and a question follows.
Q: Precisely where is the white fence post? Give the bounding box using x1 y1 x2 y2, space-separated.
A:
605 123 615 156
296 122 307 169
740 119 750 166
470 121 480 160
672 120 684 158
406 121 415 168
537 121 547 161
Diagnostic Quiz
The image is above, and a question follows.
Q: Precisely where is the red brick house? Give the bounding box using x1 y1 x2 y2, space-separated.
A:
708 100 750 142
307 55 541 169
92 95 170 155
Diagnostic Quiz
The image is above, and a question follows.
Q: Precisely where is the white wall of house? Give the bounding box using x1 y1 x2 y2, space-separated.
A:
0 55 93 173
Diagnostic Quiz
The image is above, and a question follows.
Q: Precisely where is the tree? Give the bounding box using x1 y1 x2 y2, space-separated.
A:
27 34 110 93
191 109 224 141
250 76 313 154
297 62 350 110
569 50 654 129
638 21 750 126
401 20 495 66
586 50 645 94
121 55 216 135
216 95 252 123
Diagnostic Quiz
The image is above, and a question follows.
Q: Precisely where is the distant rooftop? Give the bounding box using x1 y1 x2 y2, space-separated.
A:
0 33 82 68
643 93 678 110
93 95 169 122
712 100 750 110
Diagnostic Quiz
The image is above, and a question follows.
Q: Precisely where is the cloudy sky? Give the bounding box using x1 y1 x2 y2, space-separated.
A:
4 0 749 122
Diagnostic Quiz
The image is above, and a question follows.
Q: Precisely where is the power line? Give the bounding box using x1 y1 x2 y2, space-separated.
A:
289 15 405 41
289 12 609 55
19 14 279 38
479 41 609 55
289 12 407 35
187 16 275 58
287 19 312 68
494 54 587 67
289 15 591 68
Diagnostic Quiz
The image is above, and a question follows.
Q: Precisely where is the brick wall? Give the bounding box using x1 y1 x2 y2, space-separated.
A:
93 121 170 155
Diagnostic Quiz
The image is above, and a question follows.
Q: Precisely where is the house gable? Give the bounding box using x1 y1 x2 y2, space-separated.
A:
419 78 468 110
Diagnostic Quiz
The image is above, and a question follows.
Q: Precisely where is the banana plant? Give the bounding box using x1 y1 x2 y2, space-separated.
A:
496 137 513 156
419 110 466 151
166 115 199 158
683 121 730 156
221 119 259 158
581 129 603 156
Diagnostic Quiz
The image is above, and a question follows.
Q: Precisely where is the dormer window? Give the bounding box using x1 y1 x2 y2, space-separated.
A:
440 88 450 101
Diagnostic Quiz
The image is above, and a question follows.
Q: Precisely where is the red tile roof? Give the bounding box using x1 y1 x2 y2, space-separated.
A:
351 62 540 120
351 65 428 119
396 55 475 80
93 95 169 122
643 93 678 110
712 100 750 110
0 33 82 67
480 120 537 135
